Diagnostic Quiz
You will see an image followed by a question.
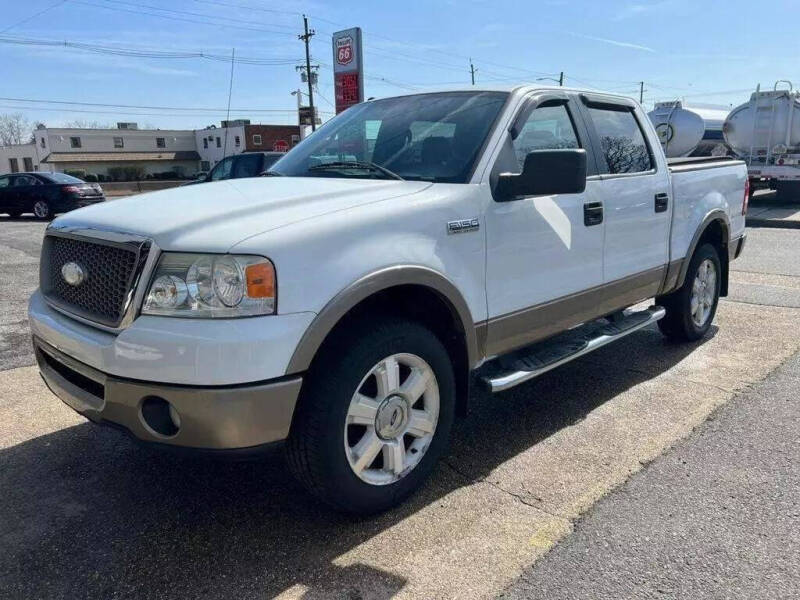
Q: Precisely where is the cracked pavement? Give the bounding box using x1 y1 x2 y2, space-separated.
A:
1 218 800 598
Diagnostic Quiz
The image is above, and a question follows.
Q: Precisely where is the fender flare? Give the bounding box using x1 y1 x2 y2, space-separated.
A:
285 265 481 375
673 209 731 291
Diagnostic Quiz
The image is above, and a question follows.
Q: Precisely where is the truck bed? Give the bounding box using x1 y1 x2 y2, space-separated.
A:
667 156 741 171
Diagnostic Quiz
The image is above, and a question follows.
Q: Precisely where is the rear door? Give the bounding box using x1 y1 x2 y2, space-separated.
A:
577 95 671 285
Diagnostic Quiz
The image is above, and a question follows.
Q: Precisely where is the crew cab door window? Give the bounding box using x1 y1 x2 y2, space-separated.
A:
586 107 653 174
511 104 579 168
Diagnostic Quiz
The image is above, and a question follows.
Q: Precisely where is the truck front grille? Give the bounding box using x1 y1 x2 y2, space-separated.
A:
40 232 150 328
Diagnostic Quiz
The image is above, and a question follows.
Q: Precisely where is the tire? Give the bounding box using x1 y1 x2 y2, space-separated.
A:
33 200 52 220
286 318 456 514
6 211 21 219
774 181 800 203
657 243 722 342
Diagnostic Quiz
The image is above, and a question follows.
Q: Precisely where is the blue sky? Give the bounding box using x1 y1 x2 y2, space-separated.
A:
1 0 797 130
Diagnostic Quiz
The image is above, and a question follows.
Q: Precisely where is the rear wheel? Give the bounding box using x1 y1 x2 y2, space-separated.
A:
33 200 52 220
657 243 721 341
5 211 21 219
286 318 455 514
774 181 800 203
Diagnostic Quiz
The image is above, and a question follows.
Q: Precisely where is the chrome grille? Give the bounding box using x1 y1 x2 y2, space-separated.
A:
40 232 149 328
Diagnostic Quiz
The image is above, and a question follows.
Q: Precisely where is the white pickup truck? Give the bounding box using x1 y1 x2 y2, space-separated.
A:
29 86 748 513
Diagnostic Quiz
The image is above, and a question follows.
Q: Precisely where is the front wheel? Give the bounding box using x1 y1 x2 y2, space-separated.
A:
657 243 721 341
286 318 455 514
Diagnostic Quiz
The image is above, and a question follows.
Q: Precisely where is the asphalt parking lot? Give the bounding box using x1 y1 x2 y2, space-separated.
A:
1 212 800 598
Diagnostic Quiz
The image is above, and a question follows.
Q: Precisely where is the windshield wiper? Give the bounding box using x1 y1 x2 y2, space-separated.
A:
260 170 284 177
307 161 405 181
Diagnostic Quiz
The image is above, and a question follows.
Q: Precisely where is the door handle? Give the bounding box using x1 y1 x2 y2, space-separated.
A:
655 193 669 213
583 202 603 226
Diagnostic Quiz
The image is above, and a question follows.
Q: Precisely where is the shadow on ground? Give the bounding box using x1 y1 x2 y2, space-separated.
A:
0 326 710 599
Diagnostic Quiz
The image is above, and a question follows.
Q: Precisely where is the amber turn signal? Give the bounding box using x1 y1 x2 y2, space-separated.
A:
245 262 275 298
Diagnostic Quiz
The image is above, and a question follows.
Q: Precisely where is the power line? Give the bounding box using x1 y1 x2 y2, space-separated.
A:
0 35 302 64
70 0 297 36
0 96 334 114
0 104 333 119
1 0 68 34
94 0 298 33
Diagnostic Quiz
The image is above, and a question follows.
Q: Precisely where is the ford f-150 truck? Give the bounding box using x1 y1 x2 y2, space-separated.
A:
29 86 748 513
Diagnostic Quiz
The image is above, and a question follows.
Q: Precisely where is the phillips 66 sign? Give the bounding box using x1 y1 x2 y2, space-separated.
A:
332 27 364 114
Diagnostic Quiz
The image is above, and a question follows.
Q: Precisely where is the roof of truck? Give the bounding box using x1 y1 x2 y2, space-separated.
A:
364 84 639 105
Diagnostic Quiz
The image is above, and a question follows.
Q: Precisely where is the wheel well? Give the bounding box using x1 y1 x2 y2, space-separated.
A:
309 284 471 416
697 218 729 296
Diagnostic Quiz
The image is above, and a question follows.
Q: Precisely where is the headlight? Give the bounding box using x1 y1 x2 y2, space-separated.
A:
142 253 276 317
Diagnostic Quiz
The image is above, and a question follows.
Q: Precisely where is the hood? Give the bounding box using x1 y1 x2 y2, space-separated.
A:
50 177 431 251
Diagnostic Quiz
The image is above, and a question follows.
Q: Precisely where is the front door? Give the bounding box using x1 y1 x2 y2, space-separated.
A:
484 96 605 356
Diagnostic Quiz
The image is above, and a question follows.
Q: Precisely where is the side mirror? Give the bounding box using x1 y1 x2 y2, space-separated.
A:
496 149 587 201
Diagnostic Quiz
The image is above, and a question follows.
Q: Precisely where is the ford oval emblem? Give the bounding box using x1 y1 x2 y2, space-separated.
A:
61 262 86 287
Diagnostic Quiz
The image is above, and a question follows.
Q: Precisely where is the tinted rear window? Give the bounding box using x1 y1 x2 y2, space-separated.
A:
587 107 653 174
41 173 84 184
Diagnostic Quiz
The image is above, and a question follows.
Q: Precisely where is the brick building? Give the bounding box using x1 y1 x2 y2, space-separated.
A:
244 125 301 153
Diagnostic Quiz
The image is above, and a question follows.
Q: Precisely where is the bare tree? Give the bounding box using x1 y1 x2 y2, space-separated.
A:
61 119 114 129
0 113 32 145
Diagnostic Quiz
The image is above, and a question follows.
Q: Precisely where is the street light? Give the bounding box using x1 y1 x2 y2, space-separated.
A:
536 76 563 86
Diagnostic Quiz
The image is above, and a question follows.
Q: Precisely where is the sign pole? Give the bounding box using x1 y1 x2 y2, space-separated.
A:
332 27 364 114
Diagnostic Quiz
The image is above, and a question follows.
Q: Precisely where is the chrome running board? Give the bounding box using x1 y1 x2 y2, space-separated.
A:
482 306 666 393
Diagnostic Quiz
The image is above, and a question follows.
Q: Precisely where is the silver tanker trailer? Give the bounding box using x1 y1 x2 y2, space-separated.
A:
723 81 800 201
648 101 730 158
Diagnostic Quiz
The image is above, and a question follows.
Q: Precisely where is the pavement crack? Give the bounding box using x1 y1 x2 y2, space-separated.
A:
441 457 567 519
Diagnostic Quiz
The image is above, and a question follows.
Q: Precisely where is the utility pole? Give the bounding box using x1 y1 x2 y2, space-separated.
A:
299 15 316 131
639 81 645 104
470 58 476 85
559 71 564 86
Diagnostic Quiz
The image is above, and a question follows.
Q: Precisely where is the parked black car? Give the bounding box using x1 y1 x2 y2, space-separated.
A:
184 151 285 186
0 172 105 220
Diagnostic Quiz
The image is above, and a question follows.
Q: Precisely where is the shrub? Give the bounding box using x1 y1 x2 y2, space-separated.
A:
64 169 86 179
123 166 145 181
84 173 98 182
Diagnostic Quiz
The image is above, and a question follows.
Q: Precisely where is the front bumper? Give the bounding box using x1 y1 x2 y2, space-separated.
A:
35 337 302 450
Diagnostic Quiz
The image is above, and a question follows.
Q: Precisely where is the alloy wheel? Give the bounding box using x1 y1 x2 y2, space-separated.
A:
33 201 50 219
344 353 439 486
690 258 717 328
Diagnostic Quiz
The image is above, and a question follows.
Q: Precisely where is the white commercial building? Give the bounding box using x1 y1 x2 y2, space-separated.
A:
32 125 200 178
0 143 39 174
0 121 301 178
195 123 247 173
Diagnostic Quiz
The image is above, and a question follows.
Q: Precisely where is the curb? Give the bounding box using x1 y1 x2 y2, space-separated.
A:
746 217 800 230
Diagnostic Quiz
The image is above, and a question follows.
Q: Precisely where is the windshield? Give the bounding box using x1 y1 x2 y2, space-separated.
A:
43 173 84 184
271 91 508 183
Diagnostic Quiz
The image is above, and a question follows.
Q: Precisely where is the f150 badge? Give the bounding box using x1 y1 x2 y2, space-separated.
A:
447 218 480 235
